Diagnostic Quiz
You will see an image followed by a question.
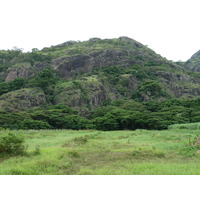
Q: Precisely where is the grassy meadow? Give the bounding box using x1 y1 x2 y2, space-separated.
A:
0 128 200 175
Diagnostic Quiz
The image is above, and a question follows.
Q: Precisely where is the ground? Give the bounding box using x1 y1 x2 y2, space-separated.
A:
0 129 200 175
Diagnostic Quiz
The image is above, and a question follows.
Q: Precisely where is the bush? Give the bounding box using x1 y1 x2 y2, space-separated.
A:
0 132 26 155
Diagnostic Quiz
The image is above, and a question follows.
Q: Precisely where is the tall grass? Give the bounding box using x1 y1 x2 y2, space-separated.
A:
0 129 200 174
168 122 200 130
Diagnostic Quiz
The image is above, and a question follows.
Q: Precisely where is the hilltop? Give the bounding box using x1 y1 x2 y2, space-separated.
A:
184 49 200 72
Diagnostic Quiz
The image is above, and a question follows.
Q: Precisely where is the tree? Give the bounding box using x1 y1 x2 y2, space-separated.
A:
0 82 9 95
9 78 26 91
94 114 119 131
34 68 58 89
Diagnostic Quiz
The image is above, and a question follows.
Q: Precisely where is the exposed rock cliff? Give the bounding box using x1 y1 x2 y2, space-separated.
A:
52 37 182 79
5 63 33 82
54 76 119 113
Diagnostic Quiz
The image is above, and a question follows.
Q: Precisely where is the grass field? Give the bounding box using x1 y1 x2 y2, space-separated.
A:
0 128 200 175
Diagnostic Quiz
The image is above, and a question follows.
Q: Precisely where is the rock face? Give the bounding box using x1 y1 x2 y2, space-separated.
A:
52 37 181 79
0 88 46 111
156 71 200 97
5 63 33 82
53 73 139 115
53 55 93 78
54 76 120 108
53 49 152 78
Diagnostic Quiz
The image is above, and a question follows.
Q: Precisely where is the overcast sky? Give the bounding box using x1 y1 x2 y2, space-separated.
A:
1 0 200 61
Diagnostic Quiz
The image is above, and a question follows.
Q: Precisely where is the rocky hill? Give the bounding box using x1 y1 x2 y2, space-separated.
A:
184 49 200 72
0 36 200 114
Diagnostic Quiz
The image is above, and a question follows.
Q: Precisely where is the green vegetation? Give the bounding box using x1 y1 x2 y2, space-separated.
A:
1 37 200 175
0 78 27 95
0 131 26 156
169 122 200 130
1 38 200 116
0 97 200 131
0 129 200 175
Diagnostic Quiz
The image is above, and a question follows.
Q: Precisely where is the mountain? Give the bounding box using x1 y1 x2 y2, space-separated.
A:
184 49 200 72
0 36 200 114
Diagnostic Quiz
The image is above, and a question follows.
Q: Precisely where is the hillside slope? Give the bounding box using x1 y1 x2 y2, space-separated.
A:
184 49 200 72
0 36 200 113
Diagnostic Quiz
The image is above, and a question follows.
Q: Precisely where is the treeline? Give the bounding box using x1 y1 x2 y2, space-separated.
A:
0 48 53 73
0 98 200 131
0 104 89 130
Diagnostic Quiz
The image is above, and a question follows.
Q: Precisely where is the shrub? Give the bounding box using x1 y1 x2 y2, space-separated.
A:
31 145 41 156
67 150 80 158
0 132 26 155
63 135 90 147
72 136 89 144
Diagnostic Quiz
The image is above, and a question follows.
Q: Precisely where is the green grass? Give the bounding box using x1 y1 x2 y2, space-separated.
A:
168 122 200 130
0 129 200 175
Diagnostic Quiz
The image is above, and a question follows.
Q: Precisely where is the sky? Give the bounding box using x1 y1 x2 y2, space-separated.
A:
0 0 200 61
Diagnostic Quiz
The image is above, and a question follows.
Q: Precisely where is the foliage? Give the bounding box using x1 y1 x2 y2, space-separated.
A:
93 115 119 131
30 108 89 129
91 98 197 131
9 78 26 91
21 119 52 130
64 115 88 129
0 97 200 131
29 67 59 103
1 38 200 131
33 68 58 89
0 49 23 72
0 78 26 95
0 111 29 129
0 131 26 155
132 80 168 101
0 82 10 95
